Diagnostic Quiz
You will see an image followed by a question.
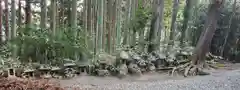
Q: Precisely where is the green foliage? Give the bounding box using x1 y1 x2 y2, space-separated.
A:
130 2 151 32
0 25 89 65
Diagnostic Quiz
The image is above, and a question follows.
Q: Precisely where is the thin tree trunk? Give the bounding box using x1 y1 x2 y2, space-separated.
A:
67 1 71 27
18 0 21 27
169 0 179 44
11 0 17 58
107 0 113 53
87 0 92 52
147 0 164 53
40 0 47 29
98 0 104 52
71 0 77 29
83 0 88 48
11 0 16 38
71 0 78 60
130 0 136 47
220 0 236 56
25 0 31 26
115 0 122 49
4 0 9 41
103 0 107 51
0 0 2 42
112 0 117 53
51 0 56 35
123 0 132 45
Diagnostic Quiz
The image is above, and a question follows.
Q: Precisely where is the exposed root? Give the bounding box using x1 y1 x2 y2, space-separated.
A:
183 63 211 77
184 64 194 77
171 62 190 76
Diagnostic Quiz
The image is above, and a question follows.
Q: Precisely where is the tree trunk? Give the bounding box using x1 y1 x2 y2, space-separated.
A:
51 0 56 35
180 0 193 47
0 0 2 42
11 0 16 39
71 0 77 29
115 0 122 49
123 0 132 45
185 0 223 76
25 0 31 26
169 0 179 45
40 0 47 29
11 0 17 58
67 1 72 27
112 0 117 53
4 0 9 41
83 0 88 48
107 0 113 53
98 0 104 52
220 0 236 56
147 0 164 53
18 0 22 27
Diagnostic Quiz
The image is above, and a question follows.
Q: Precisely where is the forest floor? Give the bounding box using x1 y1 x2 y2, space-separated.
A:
58 61 240 89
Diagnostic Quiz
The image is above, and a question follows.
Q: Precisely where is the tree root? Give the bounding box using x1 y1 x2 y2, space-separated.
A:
170 61 216 77
170 62 190 76
183 63 211 77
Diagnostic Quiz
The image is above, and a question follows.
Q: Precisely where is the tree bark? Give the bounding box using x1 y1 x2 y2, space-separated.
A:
18 0 22 27
4 0 9 40
71 0 77 29
40 0 47 29
180 0 193 47
0 0 2 42
11 0 17 58
25 0 31 25
51 0 56 35
11 0 16 38
147 0 164 53
191 0 223 67
220 0 236 56
169 0 179 44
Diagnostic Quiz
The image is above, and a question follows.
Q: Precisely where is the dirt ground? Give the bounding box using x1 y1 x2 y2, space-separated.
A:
58 63 240 88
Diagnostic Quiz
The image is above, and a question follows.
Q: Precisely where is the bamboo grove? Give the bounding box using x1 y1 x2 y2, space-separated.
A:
0 0 239 78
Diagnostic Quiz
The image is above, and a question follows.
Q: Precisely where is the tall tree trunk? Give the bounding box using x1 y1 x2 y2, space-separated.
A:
71 0 77 29
130 0 136 47
87 0 92 35
18 0 21 27
51 0 56 35
71 0 78 60
4 0 9 41
123 0 132 45
147 0 164 53
115 0 122 49
180 0 193 47
40 0 47 29
169 0 179 45
11 0 16 39
83 0 88 48
67 1 71 27
103 0 107 51
86 0 93 53
25 0 31 26
112 0 117 53
11 0 17 58
184 0 223 76
107 0 113 53
97 0 104 52
0 0 2 42
220 0 236 56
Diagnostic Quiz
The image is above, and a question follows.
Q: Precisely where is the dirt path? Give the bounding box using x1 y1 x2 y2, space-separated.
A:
58 63 240 88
